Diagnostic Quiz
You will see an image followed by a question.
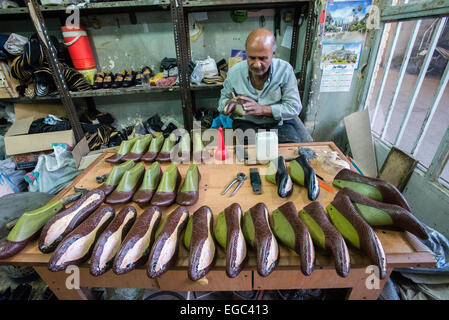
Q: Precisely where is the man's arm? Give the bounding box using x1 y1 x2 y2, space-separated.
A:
269 66 302 121
218 75 234 114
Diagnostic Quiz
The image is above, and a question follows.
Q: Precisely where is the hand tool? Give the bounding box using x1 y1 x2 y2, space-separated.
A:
96 174 108 184
222 172 247 197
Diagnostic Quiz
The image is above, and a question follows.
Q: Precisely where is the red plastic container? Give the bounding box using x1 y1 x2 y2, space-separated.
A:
61 26 95 71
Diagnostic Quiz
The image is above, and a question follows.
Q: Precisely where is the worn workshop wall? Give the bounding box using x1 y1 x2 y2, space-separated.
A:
0 3 357 141
191 9 308 112
301 0 375 152
85 11 176 72
80 11 183 129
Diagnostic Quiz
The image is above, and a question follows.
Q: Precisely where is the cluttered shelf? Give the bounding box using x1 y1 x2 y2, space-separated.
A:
183 0 308 11
0 83 222 102
0 0 170 17
0 0 309 17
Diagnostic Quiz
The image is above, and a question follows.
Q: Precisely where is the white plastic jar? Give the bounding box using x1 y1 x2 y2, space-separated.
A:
256 131 278 162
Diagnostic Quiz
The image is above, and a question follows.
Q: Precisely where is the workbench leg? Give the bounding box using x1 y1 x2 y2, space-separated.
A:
34 266 91 300
347 268 392 300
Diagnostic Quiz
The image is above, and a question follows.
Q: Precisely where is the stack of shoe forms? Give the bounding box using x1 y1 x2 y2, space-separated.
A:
0 136 429 282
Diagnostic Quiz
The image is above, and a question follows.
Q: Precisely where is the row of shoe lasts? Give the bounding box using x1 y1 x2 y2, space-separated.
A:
98 161 200 207
93 66 153 90
105 132 208 164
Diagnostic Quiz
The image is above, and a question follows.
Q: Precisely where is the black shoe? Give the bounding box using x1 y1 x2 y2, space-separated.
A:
135 67 143 85
111 69 126 89
142 66 153 82
92 72 105 90
102 71 114 89
122 69 135 88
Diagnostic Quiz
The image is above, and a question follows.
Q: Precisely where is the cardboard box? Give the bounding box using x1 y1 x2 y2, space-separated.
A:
4 103 75 156
12 151 51 169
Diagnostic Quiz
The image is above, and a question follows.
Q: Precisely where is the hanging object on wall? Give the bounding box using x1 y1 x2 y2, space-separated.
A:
319 64 355 92
283 11 293 23
189 21 203 42
320 0 372 70
231 10 248 23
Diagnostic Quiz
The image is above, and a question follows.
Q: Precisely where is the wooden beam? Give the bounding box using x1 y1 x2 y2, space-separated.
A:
381 0 449 22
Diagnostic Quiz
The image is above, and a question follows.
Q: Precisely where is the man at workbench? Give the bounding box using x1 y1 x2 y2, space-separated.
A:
218 28 313 143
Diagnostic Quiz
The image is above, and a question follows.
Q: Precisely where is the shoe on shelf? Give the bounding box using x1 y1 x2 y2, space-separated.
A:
122 69 136 88
142 66 153 82
135 68 143 86
92 72 105 90
111 69 126 89
102 71 114 89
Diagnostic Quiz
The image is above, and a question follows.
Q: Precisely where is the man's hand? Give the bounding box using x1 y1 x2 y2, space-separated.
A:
238 96 272 117
222 99 234 115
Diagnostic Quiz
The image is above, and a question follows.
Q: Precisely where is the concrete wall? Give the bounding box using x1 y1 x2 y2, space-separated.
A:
0 8 308 130
0 2 383 149
301 0 377 153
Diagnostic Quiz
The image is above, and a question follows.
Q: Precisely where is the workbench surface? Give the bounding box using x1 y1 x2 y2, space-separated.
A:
0 142 436 299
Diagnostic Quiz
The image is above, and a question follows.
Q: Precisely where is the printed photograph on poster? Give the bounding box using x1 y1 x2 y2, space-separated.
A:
320 41 363 69
324 0 373 42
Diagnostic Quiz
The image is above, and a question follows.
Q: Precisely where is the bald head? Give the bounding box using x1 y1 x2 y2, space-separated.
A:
245 29 277 53
245 29 276 78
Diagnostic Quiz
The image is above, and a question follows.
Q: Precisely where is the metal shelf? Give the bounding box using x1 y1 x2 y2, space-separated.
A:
0 0 309 18
0 83 222 102
0 0 170 18
184 0 307 11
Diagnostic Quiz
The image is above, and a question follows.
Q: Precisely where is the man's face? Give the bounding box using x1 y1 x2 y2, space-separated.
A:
246 43 274 77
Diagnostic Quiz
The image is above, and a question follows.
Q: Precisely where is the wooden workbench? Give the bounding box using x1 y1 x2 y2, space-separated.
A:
0 142 436 300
